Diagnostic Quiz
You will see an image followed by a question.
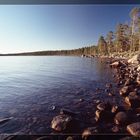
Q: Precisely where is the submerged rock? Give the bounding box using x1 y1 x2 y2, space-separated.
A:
127 122 140 136
114 112 128 125
51 114 73 132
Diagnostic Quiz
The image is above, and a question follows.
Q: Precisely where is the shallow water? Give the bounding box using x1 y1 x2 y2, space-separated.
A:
0 56 121 134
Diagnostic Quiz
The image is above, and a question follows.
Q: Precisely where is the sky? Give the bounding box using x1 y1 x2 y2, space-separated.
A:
0 5 138 54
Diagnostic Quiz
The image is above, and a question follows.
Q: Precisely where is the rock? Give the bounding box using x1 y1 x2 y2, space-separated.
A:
82 127 98 139
111 125 120 133
119 86 130 96
51 114 73 132
96 102 111 111
97 103 106 111
127 122 140 136
95 110 113 122
110 61 122 68
114 112 128 125
137 65 140 71
128 54 140 64
60 109 77 117
125 95 140 108
129 92 137 96
136 75 140 85
106 83 112 88
124 79 133 86
111 105 119 113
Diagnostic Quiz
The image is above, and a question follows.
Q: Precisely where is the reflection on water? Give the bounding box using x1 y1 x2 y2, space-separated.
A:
0 56 119 134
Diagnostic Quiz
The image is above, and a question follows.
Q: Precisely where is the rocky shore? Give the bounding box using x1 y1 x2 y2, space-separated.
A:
2 54 140 140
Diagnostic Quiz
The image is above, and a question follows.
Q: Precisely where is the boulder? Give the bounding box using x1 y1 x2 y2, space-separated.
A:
51 114 73 132
128 54 140 64
125 95 140 108
127 122 140 136
114 112 128 125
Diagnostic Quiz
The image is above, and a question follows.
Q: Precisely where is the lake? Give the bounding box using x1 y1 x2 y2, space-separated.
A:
0 56 121 134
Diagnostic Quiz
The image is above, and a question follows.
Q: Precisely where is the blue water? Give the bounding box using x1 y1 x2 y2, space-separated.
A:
0 56 119 134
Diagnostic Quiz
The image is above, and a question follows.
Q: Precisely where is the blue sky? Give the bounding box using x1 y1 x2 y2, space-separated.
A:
0 5 138 53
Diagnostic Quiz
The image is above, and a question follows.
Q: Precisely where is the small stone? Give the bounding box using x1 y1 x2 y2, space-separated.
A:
127 122 140 136
114 112 128 125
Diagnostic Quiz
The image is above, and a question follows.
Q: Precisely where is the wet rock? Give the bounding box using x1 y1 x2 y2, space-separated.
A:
60 109 77 117
95 110 113 122
97 103 106 111
127 122 140 136
119 86 130 96
96 102 111 111
114 112 128 125
82 127 98 139
94 100 100 104
110 61 121 68
111 105 119 113
51 114 73 132
125 95 140 108
128 54 140 64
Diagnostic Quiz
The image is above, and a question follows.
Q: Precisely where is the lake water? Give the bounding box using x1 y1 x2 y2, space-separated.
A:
0 56 121 134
